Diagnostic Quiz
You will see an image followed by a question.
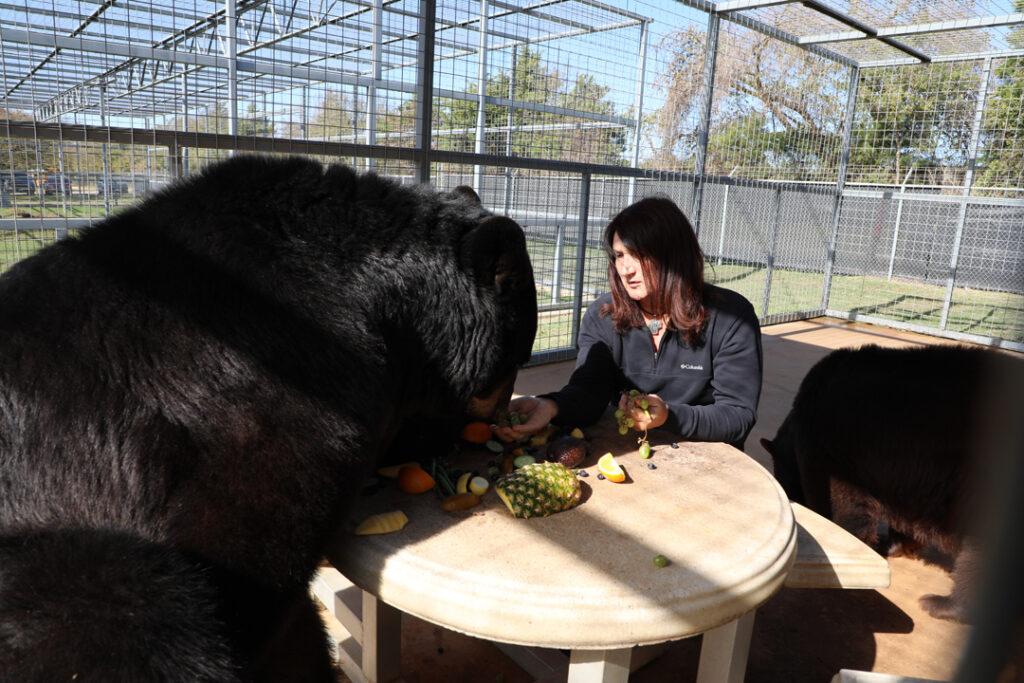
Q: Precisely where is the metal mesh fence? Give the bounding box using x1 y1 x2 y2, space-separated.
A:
2 0 1023 354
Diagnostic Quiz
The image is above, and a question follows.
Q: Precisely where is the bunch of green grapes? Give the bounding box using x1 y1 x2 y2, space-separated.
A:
495 409 526 428
614 390 651 435
614 390 653 459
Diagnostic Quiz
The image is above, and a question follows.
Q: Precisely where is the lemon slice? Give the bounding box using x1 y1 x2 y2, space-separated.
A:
597 452 626 483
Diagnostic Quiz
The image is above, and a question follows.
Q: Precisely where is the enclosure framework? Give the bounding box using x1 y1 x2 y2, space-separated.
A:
2 0 1023 356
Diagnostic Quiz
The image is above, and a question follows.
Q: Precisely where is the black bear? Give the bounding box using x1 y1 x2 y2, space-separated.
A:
761 343 1022 622
0 155 537 680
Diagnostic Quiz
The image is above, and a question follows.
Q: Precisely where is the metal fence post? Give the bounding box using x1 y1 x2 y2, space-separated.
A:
366 0 383 171
503 45 517 214
941 57 992 330
551 222 565 305
627 20 649 205
181 73 190 177
100 83 111 216
762 185 782 318
887 165 914 280
472 0 488 194
690 13 720 236
821 66 860 309
570 173 592 348
414 0 436 184
225 0 237 145
717 182 729 265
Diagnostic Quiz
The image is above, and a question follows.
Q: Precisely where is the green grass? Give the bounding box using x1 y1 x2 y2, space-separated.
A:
1 201 131 219
3 233 1018 349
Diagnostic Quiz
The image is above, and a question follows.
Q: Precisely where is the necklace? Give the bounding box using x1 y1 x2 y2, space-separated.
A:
647 319 663 335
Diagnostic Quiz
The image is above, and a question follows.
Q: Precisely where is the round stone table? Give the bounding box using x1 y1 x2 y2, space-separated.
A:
321 416 796 682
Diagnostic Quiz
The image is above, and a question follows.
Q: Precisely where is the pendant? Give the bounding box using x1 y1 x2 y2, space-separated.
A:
647 319 662 335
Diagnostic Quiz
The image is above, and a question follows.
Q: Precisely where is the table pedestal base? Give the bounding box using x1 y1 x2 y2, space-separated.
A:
314 565 758 683
695 611 756 683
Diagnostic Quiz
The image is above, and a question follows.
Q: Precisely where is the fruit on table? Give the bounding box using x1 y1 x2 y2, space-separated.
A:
512 454 536 469
653 554 670 568
485 439 505 453
441 492 481 512
355 510 409 535
569 427 585 439
546 436 588 469
495 461 582 519
461 421 493 444
456 472 474 495
639 442 652 459
397 465 435 494
597 453 626 483
528 424 556 447
376 461 419 478
469 476 490 496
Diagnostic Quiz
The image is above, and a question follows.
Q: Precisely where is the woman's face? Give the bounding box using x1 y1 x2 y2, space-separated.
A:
611 233 651 305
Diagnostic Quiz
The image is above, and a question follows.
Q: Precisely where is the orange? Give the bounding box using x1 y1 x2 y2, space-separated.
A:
397 465 435 494
597 453 626 483
461 421 493 444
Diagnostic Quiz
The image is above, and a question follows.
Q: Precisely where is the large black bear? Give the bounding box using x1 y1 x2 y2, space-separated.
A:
761 343 1023 622
0 155 537 680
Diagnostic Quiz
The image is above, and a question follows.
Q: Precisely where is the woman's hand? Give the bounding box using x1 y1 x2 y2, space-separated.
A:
492 396 559 442
618 392 668 432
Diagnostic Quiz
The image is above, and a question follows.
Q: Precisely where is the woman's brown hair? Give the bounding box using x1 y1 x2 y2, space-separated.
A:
601 196 707 346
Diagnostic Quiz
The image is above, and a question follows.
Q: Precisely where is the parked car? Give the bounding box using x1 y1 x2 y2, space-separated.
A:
0 171 36 194
42 173 73 196
97 177 129 198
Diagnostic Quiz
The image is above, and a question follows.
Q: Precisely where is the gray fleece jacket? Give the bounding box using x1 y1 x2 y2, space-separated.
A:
544 285 763 450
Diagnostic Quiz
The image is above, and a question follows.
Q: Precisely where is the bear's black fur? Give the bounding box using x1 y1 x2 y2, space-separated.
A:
761 343 1023 623
0 155 537 679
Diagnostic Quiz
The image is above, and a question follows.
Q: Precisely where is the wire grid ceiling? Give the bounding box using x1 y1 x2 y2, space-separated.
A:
727 0 1023 64
1 0 643 123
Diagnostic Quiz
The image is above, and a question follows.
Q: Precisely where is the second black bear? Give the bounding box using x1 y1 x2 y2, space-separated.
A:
0 155 537 679
761 343 1022 622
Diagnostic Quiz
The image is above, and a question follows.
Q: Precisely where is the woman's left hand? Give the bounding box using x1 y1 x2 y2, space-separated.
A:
618 392 668 431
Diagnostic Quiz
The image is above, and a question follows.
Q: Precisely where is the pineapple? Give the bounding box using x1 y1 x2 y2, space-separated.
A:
495 462 581 519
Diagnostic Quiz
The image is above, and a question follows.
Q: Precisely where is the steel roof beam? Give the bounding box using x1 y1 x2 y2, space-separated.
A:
673 0 856 67
800 0 930 63
860 48 1024 68
801 12 1024 45
715 0 793 11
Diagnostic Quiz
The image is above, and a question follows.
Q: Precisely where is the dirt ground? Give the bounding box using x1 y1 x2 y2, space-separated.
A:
337 317 1010 682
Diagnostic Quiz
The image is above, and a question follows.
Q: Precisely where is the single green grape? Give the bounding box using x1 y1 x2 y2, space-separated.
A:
653 554 669 568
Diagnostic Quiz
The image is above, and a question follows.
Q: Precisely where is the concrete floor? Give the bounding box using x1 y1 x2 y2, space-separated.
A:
342 317 994 682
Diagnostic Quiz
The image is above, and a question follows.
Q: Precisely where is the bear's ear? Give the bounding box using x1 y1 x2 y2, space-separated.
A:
460 215 531 292
450 185 482 206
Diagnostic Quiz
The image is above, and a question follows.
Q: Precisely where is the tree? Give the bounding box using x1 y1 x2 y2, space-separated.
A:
849 62 980 187
652 1 1002 186
975 0 1024 193
437 47 626 165
652 18 846 178
238 102 274 137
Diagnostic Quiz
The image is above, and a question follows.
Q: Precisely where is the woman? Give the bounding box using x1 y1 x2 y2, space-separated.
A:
496 196 762 451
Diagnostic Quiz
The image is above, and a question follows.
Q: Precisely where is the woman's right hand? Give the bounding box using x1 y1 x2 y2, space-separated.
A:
492 396 559 442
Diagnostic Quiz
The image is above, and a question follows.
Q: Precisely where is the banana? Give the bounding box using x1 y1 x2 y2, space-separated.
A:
354 510 409 535
456 471 473 495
